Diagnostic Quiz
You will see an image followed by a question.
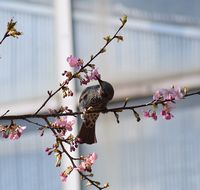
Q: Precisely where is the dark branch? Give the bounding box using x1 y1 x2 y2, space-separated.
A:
0 90 199 121
0 32 9 45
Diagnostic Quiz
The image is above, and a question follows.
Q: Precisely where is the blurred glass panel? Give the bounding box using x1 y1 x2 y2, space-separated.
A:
72 2 200 189
1 0 53 6
110 0 200 20
0 2 56 104
72 0 200 91
79 95 200 190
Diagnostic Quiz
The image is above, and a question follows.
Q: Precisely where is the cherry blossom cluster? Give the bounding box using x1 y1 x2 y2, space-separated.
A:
63 55 101 85
46 107 76 138
44 114 98 183
0 122 26 140
144 110 158 120
144 86 184 121
153 86 183 101
44 113 77 168
78 152 98 172
52 116 75 138
43 112 98 183
60 152 98 182
60 55 101 99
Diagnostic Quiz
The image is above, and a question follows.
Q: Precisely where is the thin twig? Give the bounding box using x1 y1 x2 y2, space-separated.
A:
74 21 126 77
43 117 109 189
0 110 10 118
78 170 107 190
34 19 127 115
34 83 66 114
0 32 8 45
22 117 44 127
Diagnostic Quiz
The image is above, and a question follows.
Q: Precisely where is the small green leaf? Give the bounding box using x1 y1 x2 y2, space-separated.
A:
120 15 128 25
115 35 124 42
103 35 111 42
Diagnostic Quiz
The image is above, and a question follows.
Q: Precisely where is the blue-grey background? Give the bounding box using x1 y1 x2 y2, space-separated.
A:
0 0 200 189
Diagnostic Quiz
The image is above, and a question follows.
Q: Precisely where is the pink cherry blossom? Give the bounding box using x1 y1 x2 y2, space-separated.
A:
159 101 174 120
88 68 101 80
80 68 101 85
151 111 157 120
52 116 75 131
60 171 68 182
8 126 26 140
153 89 167 101
78 152 98 172
0 124 26 140
153 86 183 101
6 124 26 140
87 152 98 164
143 111 150 118
80 75 90 85
45 143 58 155
143 110 158 120
45 147 51 153
164 112 174 120
161 106 174 120
170 86 184 100
70 138 79 152
78 161 87 172
67 55 82 69
2 131 9 138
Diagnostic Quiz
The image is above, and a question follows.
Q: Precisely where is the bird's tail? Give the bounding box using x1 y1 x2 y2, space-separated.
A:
77 113 99 144
77 121 96 144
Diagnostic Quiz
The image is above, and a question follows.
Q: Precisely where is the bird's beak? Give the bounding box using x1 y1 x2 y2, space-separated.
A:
95 75 103 87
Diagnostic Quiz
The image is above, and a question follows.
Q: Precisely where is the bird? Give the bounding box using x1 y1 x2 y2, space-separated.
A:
77 77 114 144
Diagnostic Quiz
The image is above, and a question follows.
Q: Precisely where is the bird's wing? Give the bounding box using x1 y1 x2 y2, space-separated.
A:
79 85 100 110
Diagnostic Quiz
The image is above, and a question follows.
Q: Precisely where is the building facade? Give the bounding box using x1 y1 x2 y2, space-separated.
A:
0 0 200 190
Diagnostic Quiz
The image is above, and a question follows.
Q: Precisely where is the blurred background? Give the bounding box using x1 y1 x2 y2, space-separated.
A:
0 0 200 190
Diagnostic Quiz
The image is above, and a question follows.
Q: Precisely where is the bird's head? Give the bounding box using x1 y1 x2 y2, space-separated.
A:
96 76 114 101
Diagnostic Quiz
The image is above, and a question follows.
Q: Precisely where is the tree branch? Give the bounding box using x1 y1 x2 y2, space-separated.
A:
0 32 9 45
0 90 199 121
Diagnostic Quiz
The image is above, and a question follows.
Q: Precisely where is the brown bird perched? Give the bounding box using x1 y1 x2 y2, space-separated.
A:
77 77 114 144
